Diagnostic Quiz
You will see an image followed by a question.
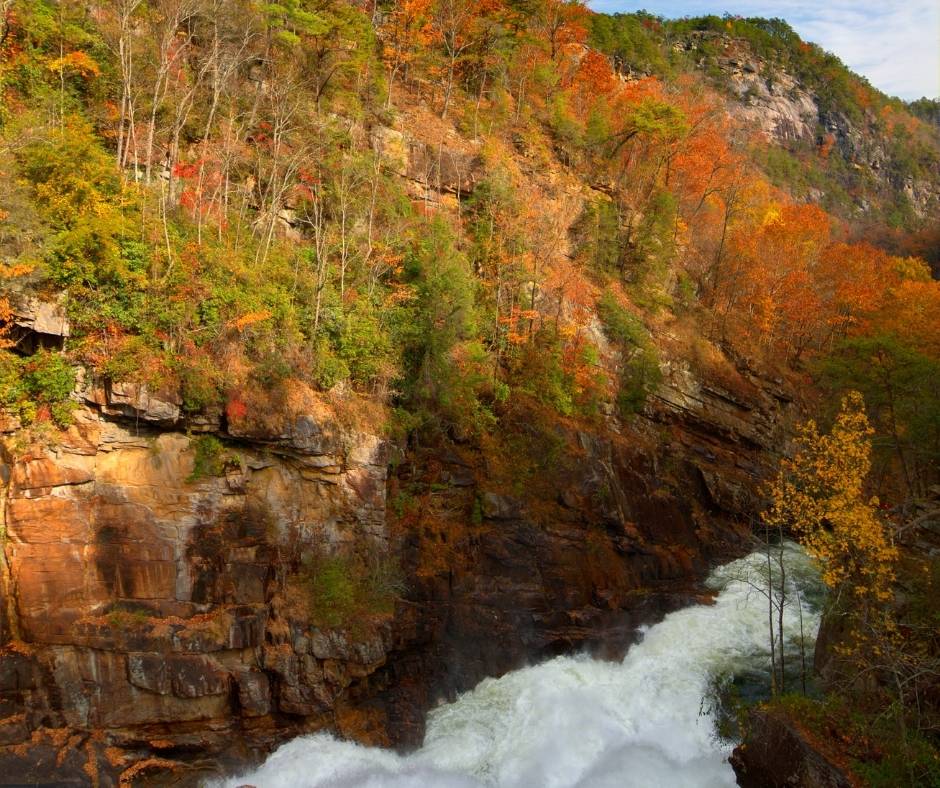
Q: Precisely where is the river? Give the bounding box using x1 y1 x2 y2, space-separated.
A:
220 543 823 788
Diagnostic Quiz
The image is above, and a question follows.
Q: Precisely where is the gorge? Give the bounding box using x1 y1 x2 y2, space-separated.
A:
220 545 824 788
0 0 937 784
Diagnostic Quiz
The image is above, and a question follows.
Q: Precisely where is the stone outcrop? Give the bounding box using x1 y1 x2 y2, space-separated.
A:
7 295 70 353
82 380 183 427
730 707 857 788
372 125 484 199
0 388 397 784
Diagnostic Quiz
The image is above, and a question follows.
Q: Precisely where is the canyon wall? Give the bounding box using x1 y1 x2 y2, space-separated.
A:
0 345 798 784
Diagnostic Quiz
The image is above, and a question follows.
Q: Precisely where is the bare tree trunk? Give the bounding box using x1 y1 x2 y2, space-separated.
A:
766 526 778 696
796 587 807 695
111 0 144 173
297 163 330 338
473 71 486 138
144 0 196 184
0 0 14 51
442 51 457 119
777 536 787 694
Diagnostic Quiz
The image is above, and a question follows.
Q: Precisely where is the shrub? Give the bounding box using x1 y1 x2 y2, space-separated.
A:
598 290 647 347
178 354 223 413
772 695 940 788
17 119 127 287
334 297 397 387
597 291 662 416
301 550 404 628
397 218 493 438
572 198 623 275
187 434 228 482
511 335 576 416
0 349 76 427
313 337 351 390
618 347 663 415
22 350 75 402
306 555 358 628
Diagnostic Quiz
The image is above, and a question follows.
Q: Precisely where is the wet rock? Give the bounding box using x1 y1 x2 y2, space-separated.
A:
127 652 173 695
730 707 854 788
0 395 395 777
234 668 271 717
127 653 228 698
0 715 29 746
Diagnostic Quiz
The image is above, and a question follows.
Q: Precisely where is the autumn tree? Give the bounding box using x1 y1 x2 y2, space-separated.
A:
464 167 532 360
764 391 897 612
531 0 589 61
430 0 484 118
379 0 432 107
818 336 940 498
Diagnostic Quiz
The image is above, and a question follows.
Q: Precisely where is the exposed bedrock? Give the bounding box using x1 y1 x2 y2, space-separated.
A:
0 359 797 784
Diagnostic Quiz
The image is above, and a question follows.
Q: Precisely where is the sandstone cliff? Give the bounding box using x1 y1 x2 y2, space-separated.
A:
0 383 402 784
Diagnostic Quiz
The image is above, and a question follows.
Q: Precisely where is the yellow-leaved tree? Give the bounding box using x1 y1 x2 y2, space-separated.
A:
764 391 897 609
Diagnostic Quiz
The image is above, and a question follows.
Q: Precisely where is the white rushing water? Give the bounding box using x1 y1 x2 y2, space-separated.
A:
222 544 822 788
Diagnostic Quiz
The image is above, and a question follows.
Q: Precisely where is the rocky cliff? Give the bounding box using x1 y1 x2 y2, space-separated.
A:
0 382 402 784
0 91 812 785
0 334 799 784
673 29 940 221
730 707 856 788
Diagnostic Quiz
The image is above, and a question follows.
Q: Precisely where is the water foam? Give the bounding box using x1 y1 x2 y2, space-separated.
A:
220 544 821 788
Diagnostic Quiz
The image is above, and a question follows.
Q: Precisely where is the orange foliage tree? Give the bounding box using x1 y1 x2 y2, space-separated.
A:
380 0 433 108
532 0 590 60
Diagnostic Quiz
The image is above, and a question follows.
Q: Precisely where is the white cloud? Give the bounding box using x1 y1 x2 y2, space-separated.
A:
587 1 940 101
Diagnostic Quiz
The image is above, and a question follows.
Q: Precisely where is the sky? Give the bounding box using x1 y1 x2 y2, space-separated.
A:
586 1 940 101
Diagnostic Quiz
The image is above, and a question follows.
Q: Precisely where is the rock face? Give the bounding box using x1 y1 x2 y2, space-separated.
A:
0 353 798 783
730 708 856 788
7 295 70 353
0 390 397 784
372 124 484 200
676 30 940 219
361 354 798 746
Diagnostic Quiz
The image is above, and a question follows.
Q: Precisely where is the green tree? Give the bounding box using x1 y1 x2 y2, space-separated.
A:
398 218 492 437
817 335 940 497
17 118 129 287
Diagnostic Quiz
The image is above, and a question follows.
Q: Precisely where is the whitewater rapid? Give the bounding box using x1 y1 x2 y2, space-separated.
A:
221 544 822 788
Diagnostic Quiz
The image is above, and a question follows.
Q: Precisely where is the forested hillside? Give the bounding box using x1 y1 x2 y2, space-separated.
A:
0 1 937 784
1 0 937 446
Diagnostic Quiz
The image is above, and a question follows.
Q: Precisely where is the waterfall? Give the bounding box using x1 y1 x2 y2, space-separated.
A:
220 543 823 788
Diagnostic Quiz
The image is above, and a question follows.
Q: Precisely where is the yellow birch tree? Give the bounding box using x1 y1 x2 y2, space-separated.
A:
764 391 897 607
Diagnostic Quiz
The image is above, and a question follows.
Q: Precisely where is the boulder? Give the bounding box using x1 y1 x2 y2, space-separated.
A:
8 295 70 351
730 707 855 788
480 492 524 521
84 380 182 425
